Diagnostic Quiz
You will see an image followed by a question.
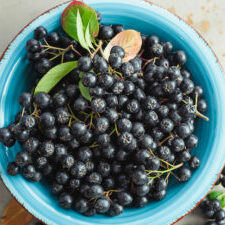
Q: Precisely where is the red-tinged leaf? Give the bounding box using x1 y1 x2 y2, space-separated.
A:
104 30 142 62
1 199 33 225
61 1 99 49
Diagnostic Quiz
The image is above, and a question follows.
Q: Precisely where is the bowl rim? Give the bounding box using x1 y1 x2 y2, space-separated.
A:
0 0 225 225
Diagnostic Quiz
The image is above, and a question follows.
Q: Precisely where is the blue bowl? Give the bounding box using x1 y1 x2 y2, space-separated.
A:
1 0 225 224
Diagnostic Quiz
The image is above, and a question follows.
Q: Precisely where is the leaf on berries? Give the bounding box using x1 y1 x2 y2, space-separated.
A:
78 80 92 102
1 199 33 225
34 61 78 95
61 1 99 51
104 30 142 62
220 195 225 208
208 191 224 200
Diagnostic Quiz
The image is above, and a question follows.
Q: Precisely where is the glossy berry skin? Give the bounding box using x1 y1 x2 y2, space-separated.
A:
104 108 118 123
134 196 148 208
177 150 191 163
177 166 192 182
87 172 102 184
0 127 12 143
132 122 145 138
185 134 198 149
39 112 55 128
158 146 171 161
214 210 225 221
40 141 54 157
74 97 88 111
22 137 39 153
132 170 147 185
110 46 125 58
150 43 164 57
112 24 124 34
112 81 124 95
99 25 114 39
59 193 73 209
77 147 92 162
144 110 159 127
117 192 133 206
74 198 89 213
91 98 106 113
35 58 52 75
160 118 174 133
61 155 75 169
85 184 103 199
7 162 20 176
174 50 187 65
70 161 87 178
176 123 191 138
95 117 109 134
34 26 47 40
124 81 135 96
26 39 40 53
118 132 133 147
53 92 68 107
47 32 60 45
180 79 194 94
54 108 69 125
117 118 132 132
82 72 97 88
34 92 51 109
98 73 114 89
107 203 123 216
78 56 92 72
109 53 122 69
15 151 30 167
153 189 167 201
98 162 111 177
93 57 108 74
121 62 134 78
172 138 185 152
19 92 31 108
95 197 110 213
22 164 36 180
198 99 208 113
35 156 47 169
56 171 69 185
126 99 140 114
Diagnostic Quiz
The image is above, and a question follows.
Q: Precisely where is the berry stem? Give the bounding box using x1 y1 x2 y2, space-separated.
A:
89 142 99 148
114 122 120 136
145 163 183 176
141 57 159 70
90 40 103 59
67 104 80 122
194 94 209 121
159 133 174 146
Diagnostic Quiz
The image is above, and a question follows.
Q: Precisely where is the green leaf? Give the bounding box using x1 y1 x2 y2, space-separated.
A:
76 9 90 51
208 191 224 200
220 195 225 208
34 61 78 95
61 1 99 50
78 80 92 102
85 23 94 49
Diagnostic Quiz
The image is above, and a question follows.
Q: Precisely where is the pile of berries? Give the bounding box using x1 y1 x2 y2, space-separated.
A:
200 197 225 225
0 12 208 217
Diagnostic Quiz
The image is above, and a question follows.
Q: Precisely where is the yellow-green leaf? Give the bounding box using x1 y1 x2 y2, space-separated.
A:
34 61 78 95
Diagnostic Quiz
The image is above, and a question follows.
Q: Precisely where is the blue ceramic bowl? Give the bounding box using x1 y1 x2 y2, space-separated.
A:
1 0 225 224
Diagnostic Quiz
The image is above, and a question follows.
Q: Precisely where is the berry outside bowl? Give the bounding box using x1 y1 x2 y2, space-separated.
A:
0 0 225 224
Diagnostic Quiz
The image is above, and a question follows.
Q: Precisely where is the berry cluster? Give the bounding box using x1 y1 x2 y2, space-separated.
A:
215 167 225 188
200 197 225 225
1 12 208 217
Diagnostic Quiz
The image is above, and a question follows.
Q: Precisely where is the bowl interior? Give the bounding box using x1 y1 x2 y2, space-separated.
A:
0 0 225 225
